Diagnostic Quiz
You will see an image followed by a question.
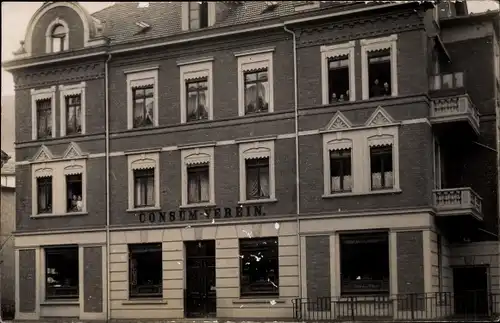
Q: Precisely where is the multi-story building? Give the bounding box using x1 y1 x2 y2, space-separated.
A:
2 1 499 321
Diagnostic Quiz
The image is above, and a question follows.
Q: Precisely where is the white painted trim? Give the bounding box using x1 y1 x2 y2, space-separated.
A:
31 86 57 140
329 234 338 298
320 41 356 104
45 18 69 54
294 1 320 11
59 82 87 136
181 146 215 206
179 61 214 123
299 236 307 298
126 67 159 129
237 50 275 116
322 124 400 196
238 139 276 202
31 158 87 216
24 2 96 56
127 152 161 211
360 34 399 100
389 231 398 296
181 2 216 31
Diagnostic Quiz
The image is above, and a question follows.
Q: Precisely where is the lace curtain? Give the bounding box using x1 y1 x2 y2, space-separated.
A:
135 176 154 206
246 165 269 199
331 175 352 192
371 171 393 189
188 169 210 203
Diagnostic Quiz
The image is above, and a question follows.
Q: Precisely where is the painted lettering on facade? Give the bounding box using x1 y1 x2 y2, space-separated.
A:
137 205 265 223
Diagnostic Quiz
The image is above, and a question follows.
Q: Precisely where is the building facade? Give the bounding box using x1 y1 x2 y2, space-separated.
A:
2 1 500 321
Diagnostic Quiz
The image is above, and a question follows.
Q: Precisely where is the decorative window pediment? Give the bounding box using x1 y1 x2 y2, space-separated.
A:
365 106 395 127
325 111 352 131
63 142 85 160
63 164 84 176
32 145 55 163
326 139 353 151
368 135 394 148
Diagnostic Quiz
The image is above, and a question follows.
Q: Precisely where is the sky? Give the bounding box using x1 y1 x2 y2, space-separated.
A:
1 1 499 96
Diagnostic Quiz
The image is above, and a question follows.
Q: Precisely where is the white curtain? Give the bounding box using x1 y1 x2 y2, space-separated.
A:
135 174 154 206
247 166 269 198
188 169 210 203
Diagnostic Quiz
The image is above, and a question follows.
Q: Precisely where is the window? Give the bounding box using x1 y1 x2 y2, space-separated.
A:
246 158 270 200
370 145 393 190
36 99 53 139
330 149 352 193
361 35 398 99
321 41 355 104
236 49 274 116
132 87 154 128
127 152 160 210
368 50 392 98
125 67 159 130
65 95 82 135
59 82 86 136
187 165 210 204
186 79 209 121
45 246 79 299
189 1 209 30
181 146 215 206
239 237 279 297
340 232 389 295
179 60 214 123
37 177 53 214
66 174 83 213
328 57 350 103
134 169 155 208
128 243 163 298
244 69 269 114
239 140 276 202
51 24 67 53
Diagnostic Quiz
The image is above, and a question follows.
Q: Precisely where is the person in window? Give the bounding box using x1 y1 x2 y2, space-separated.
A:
345 90 350 101
338 94 345 102
70 195 78 212
330 92 337 104
76 195 83 211
383 82 391 96
370 79 384 98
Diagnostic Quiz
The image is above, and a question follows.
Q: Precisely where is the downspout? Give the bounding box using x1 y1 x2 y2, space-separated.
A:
283 25 302 300
105 52 112 322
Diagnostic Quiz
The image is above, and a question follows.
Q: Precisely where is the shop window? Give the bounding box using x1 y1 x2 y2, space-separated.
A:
340 232 389 295
239 237 279 297
45 246 79 299
128 243 163 298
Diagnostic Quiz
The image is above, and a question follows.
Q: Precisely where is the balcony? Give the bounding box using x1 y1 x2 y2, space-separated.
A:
433 187 483 221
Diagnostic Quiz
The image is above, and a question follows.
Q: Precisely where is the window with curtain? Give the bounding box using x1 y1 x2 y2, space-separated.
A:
37 99 52 139
246 158 270 200
51 24 67 53
132 86 154 128
186 78 208 121
330 148 352 193
370 145 393 190
65 95 82 135
45 246 79 299
37 177 52 214
187 164 210 204
134 169 155 208
244 69 269 114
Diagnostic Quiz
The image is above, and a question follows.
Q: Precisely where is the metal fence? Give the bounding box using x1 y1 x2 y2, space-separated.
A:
293 292 498 321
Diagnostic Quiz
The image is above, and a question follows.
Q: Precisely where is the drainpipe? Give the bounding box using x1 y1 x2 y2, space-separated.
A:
104 53 112 322
283 24 302 300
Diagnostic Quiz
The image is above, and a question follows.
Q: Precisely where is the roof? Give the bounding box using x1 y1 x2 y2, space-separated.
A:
90 1 372 45
440 10 500 36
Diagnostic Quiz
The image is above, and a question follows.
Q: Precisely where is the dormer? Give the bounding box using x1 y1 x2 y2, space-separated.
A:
181 1 216 31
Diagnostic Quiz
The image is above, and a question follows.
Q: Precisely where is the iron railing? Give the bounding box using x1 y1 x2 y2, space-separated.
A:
293 292 498 321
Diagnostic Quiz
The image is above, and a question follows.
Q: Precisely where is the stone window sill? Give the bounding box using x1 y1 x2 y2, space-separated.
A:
238 198 277 205
122 299 167 305
41 300 79 306
30 212 88 219
322 189 402 199
179 203 216 209
126 206 161 213
233 298 285 305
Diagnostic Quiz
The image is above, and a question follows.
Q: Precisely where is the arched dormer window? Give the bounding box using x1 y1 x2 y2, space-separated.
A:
45 18 69 54
51 24 67 52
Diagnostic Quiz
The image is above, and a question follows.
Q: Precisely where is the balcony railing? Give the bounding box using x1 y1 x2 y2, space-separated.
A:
430 94 480 134
293 292 498 321
433 187 483 220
